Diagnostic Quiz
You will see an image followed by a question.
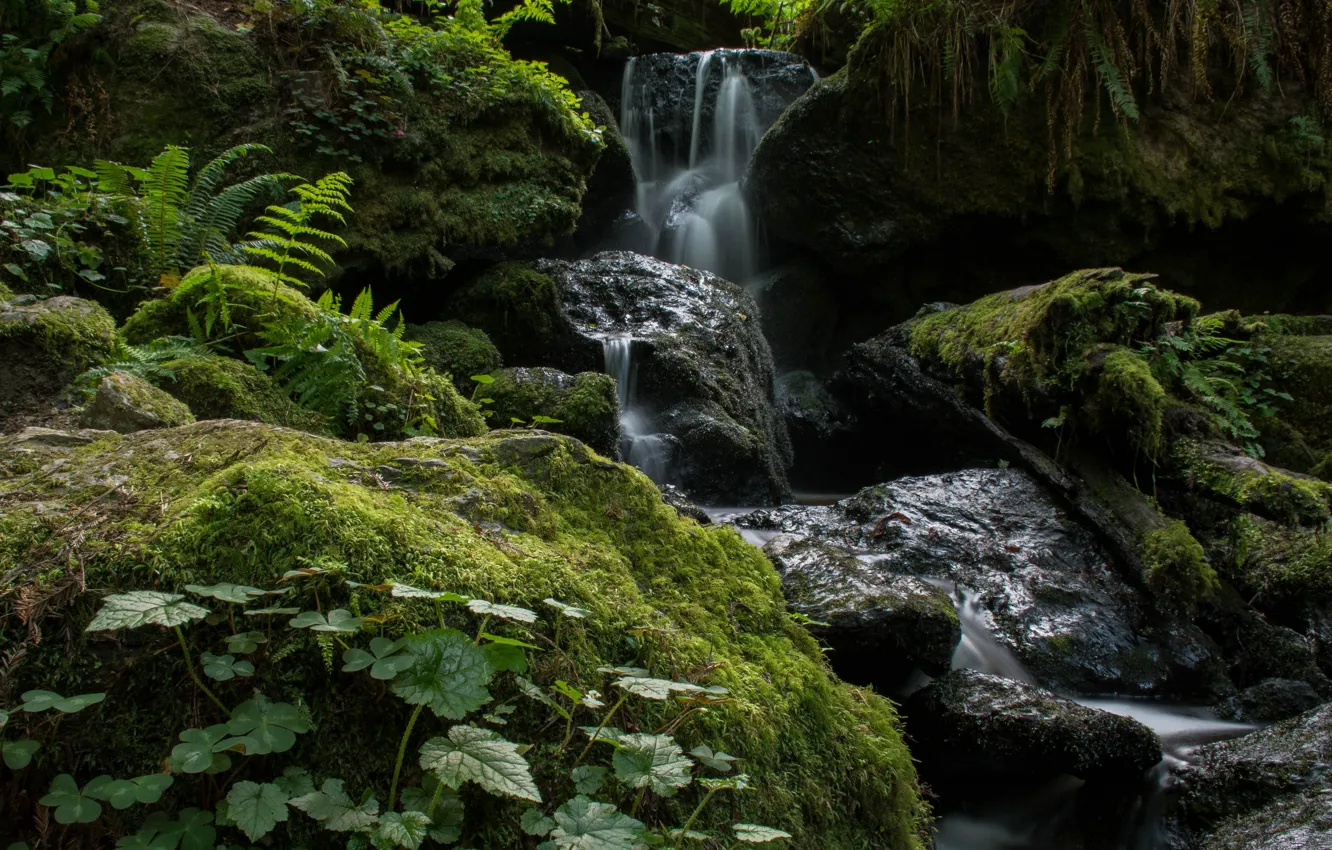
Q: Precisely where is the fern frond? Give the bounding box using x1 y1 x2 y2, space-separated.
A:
141 146 192 275
1087 23 1139 120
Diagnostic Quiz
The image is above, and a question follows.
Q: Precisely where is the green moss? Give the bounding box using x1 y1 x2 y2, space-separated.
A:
1265 335 1332 459
156 354 331 434
447 262 567 363
405 319 502 393
1230 514 1332 605
0 281 13 300
82 371 196 430
0 296 117 408
0 422 928 848
486 367 619 457
1142 519 1219 610
1093 347 1169 455
1171 439 1332 526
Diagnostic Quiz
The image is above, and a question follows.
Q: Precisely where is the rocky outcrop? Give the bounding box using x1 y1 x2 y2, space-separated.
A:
448 252 792 503
485 367 620 458
763 533 959 683
0 295 115 425
904 670 1161 790
154 355 330 434
80 372 195 433
737 468 1229 698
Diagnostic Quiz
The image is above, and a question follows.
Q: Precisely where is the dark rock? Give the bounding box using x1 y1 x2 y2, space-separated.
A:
0 296 116 422
484 367 620 458
763 533 959 681
746 261 839 374
573 89 638 253
659 484 710 524
774 371 857 488
1176 703 1332 840
1231 679 1323 722
737 468 1229 698
80 372 195 434
406 320 503 396
904 669 1161 790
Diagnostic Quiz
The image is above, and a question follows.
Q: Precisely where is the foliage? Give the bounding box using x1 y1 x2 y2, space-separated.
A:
241 172 352 289
76 335 210 389
0 0 101 131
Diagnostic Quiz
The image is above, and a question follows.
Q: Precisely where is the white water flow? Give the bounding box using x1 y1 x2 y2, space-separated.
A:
603 338 672 483
620 51 809 284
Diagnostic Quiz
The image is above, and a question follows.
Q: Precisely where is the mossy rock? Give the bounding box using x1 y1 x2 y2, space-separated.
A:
80 371 196 433
0 421 928 848
1266 334 1332 461
445 263 584 366
155 354 331 434
1228 513 1332 608
1141 518 1219 611
405 320 503 395
0 295 116 415
1170 439 1332 527
485 367 620 457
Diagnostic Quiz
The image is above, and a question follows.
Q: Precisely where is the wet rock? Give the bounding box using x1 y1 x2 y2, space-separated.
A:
80 372 195 434
747 262 839 373
660 484 711 525
484 367 619 458
904 669 1161 790
1176 702 1332 844
763 533 959 681
1231 679 1323 722
572 88 637 253
0 296 116 420
737 468 1228 698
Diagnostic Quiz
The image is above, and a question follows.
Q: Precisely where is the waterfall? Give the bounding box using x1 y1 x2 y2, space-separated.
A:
603 338 673 484
618 50 814 285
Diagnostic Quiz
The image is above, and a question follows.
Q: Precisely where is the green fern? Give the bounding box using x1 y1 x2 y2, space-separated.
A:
241 172 353 290
75 335 209 389
1087 23 1139 120
988 25 1027 117
1243 1 1274 90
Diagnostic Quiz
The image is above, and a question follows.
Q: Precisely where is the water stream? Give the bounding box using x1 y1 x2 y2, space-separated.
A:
602 337 673 484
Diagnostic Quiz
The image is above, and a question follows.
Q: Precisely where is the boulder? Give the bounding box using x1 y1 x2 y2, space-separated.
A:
763 533 959 683
571 88 638 253
154 355 330 434
405 320 503 396
737 468 1229 698
746 262 840 374
484 367 620 458
1231 679 1323 723
448 252 792 504
1175 703 1332 845
903 669 1162 789
0 295 116 420
80 372 195 433
773 370 858 488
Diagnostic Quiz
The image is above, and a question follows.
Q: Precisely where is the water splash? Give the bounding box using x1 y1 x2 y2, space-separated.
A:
602 338 673 484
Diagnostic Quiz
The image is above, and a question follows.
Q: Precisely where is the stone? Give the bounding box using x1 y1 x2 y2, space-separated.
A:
1232 679 1323 723
0 296 115 419
80 372 195 433
484 367 620 458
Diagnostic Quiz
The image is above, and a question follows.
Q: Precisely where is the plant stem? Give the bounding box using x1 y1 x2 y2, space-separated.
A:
389 703 425 813
473 614 491 645
433 599 445 629
425 779 445 818
574 692 628 765
630 785 647 818
679 787 721 836
174 625 228 714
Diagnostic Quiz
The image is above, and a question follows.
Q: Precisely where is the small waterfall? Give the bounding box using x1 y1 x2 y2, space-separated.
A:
618 50 814 284
603 338 673 484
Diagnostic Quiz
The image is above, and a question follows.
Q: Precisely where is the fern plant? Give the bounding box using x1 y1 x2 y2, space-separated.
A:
75 336 210 389
241 172 353 290
0 0 101 130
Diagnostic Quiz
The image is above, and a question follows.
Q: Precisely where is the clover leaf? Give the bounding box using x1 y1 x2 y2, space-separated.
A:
171 725 232 774
119 808 216 850
548 796 643 850
342 637 415 679
288 608 363 632
373 810 431 849
86 591 210 631
467 599 537 623
419 725 541 802
391 629 493 719
611 733 692 797
220 697 310 755
289 778 380 831
570 766 608 795
543 598 590 619
39 774 103 824
225 631 268 654
20 689 106 713
84 774 173 809
201 652 255 682
226 780 289 841
690 745 737 773
3 739 39 769
733 824 793 843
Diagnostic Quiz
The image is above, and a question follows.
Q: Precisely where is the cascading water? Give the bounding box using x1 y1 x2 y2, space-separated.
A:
602 337 673 484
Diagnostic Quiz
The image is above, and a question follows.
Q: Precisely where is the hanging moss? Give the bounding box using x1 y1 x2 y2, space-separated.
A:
1141 520 1218 611
1091 347 1168 456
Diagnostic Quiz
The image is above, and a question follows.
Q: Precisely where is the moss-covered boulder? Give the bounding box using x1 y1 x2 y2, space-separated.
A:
1267 334 1332 465
0 295 116 422
154 354 330 434
405 320 503 396
80 371 195 433
0 420 928 848
485 367 620 457
445 262 591 368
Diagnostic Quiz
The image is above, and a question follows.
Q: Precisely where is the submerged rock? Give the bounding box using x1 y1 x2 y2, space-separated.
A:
904 669 1161 790
738 468 1228 697
763 533 959 681
80 372 195 433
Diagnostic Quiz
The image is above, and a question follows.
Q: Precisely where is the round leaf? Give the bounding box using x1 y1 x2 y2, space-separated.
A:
20 689 106 714
467 599 537 623
391 629 493 719
733 824 794 843
419 725 541 802
549 796 643 850
223 697 309 755
3 739 40 769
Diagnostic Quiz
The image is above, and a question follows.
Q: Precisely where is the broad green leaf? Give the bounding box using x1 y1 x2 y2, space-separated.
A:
467 599 537 623
419 725 541 802
225 631 268 654
581 691 606 709
483 704 517 725
700 773 751 791
570 766 607 795
400 782 463 844
549 795 643 850
289 778 379 831
20 689 106 713
543 598 590 619
689 745 736 773
242 606 300 617
185 583 280 604
39 774 103 824
390 582 468 603
596 666 648 677
578 726 627 745
480 633 539 648
342 636 414 679
470 374 495 385
611 733 691 796
274 766 316 798
484 642 527 673
201 652 255 681
84 775 140 809
391 629 493 719
171 725 232 774
373 811 431 849
86 591 209 631
516 676 560 710
289 608 362 631
733 824 793 843
521 807 555 836
222 697 309 754
3 739 39 769
226 780 289 841
614 677 699 701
